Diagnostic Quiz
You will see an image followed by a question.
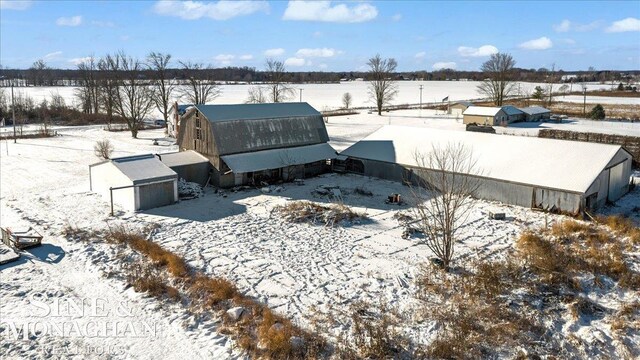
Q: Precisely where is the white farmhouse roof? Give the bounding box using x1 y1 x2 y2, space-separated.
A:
519 106 551 115
463 106 502 116
340 126 627 193
222 143 337 173
110 154 177 184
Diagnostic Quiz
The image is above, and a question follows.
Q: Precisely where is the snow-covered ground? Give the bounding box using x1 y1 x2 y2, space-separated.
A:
1 111 638 358
558 95 640 105
6 81 617 118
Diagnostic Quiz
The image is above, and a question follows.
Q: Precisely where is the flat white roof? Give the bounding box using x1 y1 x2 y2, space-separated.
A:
111 154 177 184
158 150 209 167
340 125 628 193
222 143 336 173
463 106 502 116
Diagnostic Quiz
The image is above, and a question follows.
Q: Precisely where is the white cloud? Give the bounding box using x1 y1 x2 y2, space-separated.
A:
0 0 32 10
432 61 456 70
120 35 130 41
295 48 340 58
519 36 553 50
414 51 426 59
318 63 328 70
264 48 285 57
284 57 307 67
606 17 640 33
214 54 235 65
553 19 571 32
56 15 83 27
239 54 253 60
43 51 63 60
457 45 498 57
312 31 322 38
553 19 601 32
391 13 402 22
68 57 93 66
153 0 269 21
562 38 576 45
283 1 377 23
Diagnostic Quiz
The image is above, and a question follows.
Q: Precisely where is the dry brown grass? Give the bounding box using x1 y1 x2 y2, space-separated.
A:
598 215 640 245
610 302 640 332
187 274 238 308
274 201 367 227
127 265 180 301
106 227 188 277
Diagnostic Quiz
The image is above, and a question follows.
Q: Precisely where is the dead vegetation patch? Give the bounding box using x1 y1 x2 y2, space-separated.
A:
273 200 367 227
64 225 328 359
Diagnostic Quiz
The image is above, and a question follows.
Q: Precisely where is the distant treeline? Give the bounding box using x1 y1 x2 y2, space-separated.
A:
1 65 638 87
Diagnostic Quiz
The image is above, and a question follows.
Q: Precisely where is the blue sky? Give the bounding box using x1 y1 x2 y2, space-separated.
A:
1 0 639 71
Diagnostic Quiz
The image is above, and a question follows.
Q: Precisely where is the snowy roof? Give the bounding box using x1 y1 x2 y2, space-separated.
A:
196 103 321 123
158 150 209 167
340 126 628 193
501 105 524 116
463 106 503 116
110 154 177 184
519 106 551 115
221 143 337 173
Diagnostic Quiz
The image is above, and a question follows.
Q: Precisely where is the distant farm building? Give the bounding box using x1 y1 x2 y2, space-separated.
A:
90 154 178 212
463 105 527 125
177 103 337 187
520 106 551 121
168 103 193 138
339 126 632 214
448 101 473 116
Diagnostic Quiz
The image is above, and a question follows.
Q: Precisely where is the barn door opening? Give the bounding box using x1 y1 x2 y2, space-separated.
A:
608 163 625 202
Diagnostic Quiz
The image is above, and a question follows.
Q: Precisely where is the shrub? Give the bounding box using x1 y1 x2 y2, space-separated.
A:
274 201 367 227
590 104 605 120
94 139 114 159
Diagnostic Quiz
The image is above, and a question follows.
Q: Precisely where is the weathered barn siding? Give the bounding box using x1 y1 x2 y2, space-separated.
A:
346 157 585 214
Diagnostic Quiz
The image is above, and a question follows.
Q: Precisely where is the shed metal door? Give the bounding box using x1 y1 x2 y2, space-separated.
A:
608 163 625 202
138 181 175 210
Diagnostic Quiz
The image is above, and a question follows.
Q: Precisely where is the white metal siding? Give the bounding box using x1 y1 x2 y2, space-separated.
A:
608 163 626 201
89 163 136 211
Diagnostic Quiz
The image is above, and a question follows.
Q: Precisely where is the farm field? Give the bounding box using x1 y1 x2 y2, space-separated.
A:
4 81 622 118
1 112 639 358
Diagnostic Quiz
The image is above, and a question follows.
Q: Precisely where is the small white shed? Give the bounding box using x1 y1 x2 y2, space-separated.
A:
90 154 178 212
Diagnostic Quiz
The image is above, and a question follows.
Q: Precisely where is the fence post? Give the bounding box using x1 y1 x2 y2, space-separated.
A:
110 187 114 216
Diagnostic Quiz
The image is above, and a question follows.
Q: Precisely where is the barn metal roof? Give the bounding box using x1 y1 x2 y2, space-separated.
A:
110 154 177 184
519 106 551 115
221 143 337 173
501 105 524 115
195 102 321 123
340 125 628 193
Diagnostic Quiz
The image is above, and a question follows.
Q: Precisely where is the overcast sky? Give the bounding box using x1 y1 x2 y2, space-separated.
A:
1 0 639 71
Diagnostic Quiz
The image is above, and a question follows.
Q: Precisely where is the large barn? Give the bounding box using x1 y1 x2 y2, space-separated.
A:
339 126 632 214
177 103 337 187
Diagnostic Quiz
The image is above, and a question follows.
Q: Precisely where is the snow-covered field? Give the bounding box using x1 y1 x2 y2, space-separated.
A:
1 110 638 358
559 95 640 105
6 81 618 118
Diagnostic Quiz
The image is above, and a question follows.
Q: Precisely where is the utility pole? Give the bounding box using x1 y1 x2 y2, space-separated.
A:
419 85 423 117
299 88 303 102
583 86 587 117
11 81 16 143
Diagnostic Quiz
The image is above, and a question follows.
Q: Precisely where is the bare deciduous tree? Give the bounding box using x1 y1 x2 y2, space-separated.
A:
409 143 481 270
112 52 154 138
94 139 114 159
98 54 120 129
178 61 221 105
342 92 353 109
367 54 398 115
245 86 267 104
75 56 100 114
264 59 294 103
477 53 516 106
147 52 175 132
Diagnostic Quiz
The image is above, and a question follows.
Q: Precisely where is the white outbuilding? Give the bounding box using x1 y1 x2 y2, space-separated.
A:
90 154 178 212
339 125 633 214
